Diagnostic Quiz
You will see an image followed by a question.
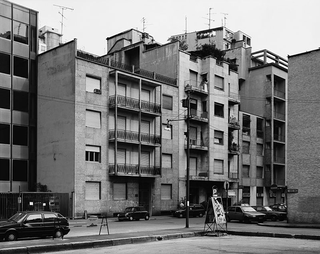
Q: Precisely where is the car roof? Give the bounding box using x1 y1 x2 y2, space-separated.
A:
18 211 59 214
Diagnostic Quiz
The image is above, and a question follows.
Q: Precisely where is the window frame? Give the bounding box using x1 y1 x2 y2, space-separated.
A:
162 94 173 110
214 102 224 118
214 130 224 145
113 182 127 200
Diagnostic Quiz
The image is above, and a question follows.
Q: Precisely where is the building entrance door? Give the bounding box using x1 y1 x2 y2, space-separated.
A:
139 183 150 213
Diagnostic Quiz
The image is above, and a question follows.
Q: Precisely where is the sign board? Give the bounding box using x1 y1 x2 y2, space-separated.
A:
205 196 226 225
287 189 298 193
228 190 236 196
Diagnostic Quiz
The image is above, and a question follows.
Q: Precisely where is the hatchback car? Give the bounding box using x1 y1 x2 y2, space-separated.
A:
227 205 266 223
0 211 70 241
252 206 287 221
173 204 205 218
269 203 287 212
117 206 150 221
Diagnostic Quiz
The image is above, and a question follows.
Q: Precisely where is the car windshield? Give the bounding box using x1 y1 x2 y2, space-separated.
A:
124 208 133 212
241 207 256 212
264 206 273 211
8 212 27 223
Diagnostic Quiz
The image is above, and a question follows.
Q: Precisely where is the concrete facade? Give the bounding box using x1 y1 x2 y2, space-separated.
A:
287 49 320 223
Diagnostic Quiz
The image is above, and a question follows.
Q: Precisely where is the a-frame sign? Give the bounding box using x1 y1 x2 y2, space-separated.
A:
203 196 227 236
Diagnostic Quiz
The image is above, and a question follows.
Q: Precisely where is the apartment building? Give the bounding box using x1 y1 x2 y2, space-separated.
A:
287 48 320 223
0 0 38 192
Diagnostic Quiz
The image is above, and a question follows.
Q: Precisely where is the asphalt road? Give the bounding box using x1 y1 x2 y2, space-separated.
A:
45 235 320 254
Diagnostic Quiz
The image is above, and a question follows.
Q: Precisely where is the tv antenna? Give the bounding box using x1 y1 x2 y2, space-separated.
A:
221 13 228 27
54 4 74 42
208 8 215 29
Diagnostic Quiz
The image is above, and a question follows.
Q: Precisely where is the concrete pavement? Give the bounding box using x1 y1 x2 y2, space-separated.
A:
1 216 320 254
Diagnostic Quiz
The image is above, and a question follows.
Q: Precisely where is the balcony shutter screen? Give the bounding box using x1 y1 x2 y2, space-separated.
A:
141 120 150 134
214 75 224 90
85 182 100 200
85 145 100 152
214 159 224 174
161 184 172 200
118 116 126 130
86 110 101 128
190 157 197 175
141 89 150 102
163 95 172 110
141 151 150 166
162 154 172 168
190 70 197 87
86 76 100 92
117 149 126 164
118 83 126 96
114 183 126 200
190 127 197 140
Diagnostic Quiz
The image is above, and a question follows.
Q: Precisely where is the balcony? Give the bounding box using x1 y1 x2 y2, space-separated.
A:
185 139 208 151
77 51 177 86
190 172 209 181
274 133 285 143
109 130 161 146
109 164 161 177
274 156 285 164
184 82 208 96
186 110 209 123
109 95 161 115
228 142 240 155
228 172 239 180
228 116 240 130
228 92 240 105
274 111 285 121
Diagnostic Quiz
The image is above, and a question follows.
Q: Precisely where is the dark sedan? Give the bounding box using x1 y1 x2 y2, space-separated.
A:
0 211 70 241
173 204 205 218
117 206 150 221
252 206 287 221
227 205 266 223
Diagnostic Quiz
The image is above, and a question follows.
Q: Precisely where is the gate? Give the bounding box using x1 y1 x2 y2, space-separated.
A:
0 192 69 220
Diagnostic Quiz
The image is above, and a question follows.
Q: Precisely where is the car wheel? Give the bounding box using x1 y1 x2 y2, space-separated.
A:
53 229 63 239
5 231 17 241
271 215 277 221
129 216 134 221
145 215 150 220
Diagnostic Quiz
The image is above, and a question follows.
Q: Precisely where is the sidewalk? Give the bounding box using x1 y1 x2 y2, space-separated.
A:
1 217 320 254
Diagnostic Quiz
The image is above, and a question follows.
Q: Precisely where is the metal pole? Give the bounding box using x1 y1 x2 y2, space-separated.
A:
186 90 190 228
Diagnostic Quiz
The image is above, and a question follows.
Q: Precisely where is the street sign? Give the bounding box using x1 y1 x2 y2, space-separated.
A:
287 189 298 193
224 181 229 190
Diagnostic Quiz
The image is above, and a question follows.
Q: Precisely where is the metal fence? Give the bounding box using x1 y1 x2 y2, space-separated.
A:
0 192 69 220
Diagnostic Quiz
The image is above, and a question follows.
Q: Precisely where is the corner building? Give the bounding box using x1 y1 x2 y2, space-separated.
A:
0 0 38 192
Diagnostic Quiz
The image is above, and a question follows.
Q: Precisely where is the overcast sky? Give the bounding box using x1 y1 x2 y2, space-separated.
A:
12 0 320 58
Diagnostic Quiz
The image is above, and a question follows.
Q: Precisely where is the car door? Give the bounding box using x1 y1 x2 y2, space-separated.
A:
235 207 244 221
19 213 44 238
42 213 59 236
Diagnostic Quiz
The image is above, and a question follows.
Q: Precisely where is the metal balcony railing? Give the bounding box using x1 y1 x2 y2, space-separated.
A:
109 130 161 145
108 164 161 176
228 116 240 130
141 100 161 114
274 133 285 142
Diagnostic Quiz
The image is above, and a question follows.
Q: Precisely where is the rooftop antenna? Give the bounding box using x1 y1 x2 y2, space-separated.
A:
185 16 188 34
221 13 228 27
54 4 74 43
208 8 215 29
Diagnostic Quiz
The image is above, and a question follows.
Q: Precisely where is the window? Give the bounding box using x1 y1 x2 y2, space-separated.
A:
190 157 197 175
0 124 10 144
214 159 224 174
256 166 263 179
141 151 150 167
13 91 28 112
13 125 28 146
214 75 224 90
242 186 250 204
85 181 101 200
242 114 250 135
257 118 264 138
13 21 28 44
0 52 10 74
163 95 173 110
0 159 9 180
86 110 101 128
25 214 42 223
161 184 172 200
242 165 250 178
214 130 224 145
141 89 150 102
0 88 10 109
214 103 224 117
162 124 172 139
85 145 101 162
86 76 101 93
162 154 172 169
189 70 198 87
14 56 28 78
257 144 263 156
13 160 27 181
113 183 127 200
242 141 250 154
0 16 11 40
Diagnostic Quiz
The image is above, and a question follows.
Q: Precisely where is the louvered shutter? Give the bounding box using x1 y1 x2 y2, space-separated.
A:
141 151 150 166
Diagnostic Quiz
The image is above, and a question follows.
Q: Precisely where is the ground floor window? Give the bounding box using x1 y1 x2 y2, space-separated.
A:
161 184 172 200
85 181 101 200
113 182 127 200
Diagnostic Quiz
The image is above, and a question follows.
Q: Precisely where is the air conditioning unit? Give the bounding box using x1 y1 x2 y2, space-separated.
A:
93 89 101 94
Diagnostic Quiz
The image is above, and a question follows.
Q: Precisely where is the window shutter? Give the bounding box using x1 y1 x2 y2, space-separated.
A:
161 184 172 200
86 110 101 128
117 149 126 164
118 116 126 130
114 183 126 200
214 75 224 90
141 151 150 166
162 154 172 168
214 159 224 174
85 182 100 200
141 120 150 134
85 145 100 152
141 89 150 102
118 83 126 96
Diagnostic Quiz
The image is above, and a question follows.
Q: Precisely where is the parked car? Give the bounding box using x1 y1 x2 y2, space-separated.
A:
0 211 70 241
269 203 287 212
227 205 266 223
117 206 150 221
173 204 205 218
252 206 287 221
